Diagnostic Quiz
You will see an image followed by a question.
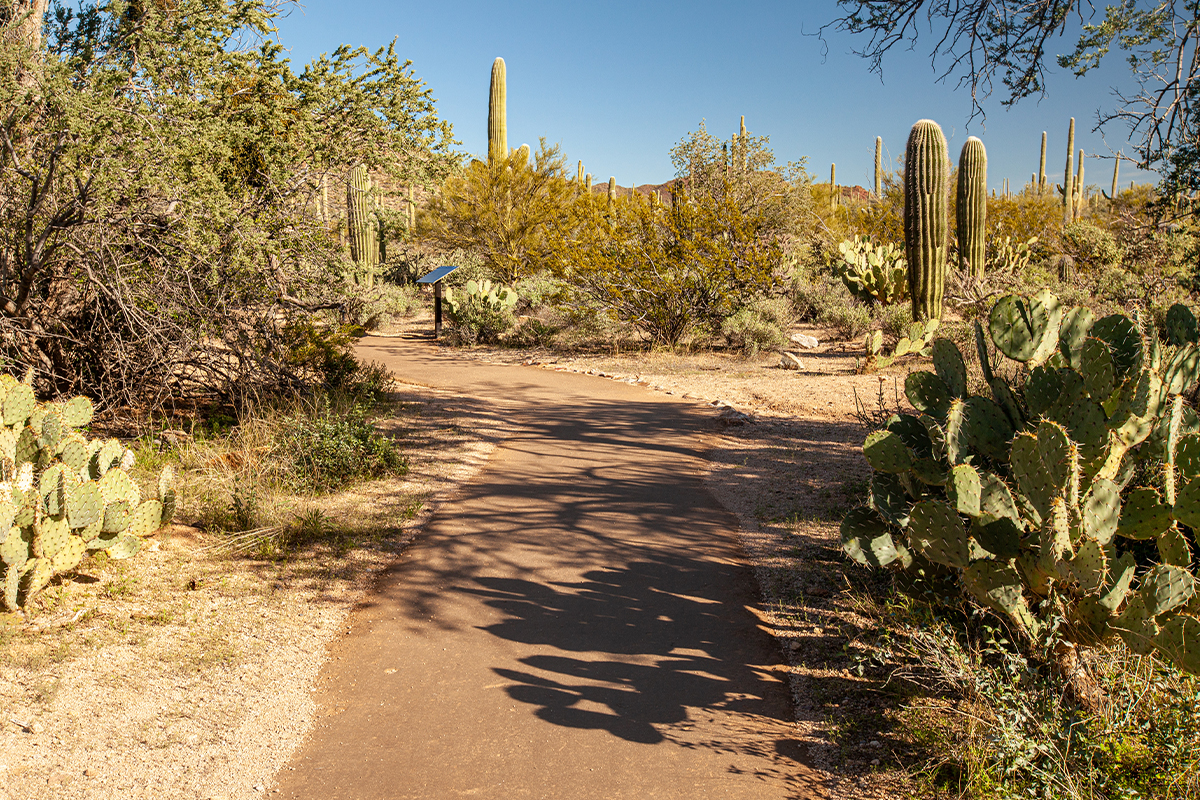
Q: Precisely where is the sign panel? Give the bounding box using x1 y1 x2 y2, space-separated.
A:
416 265 461 284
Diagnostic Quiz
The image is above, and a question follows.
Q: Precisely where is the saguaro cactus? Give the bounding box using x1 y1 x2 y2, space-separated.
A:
608 177 616 209
957 136 987 277
1039 131 1047 195
1064 117 1075 225
1076 149 1086 216
1111 154 1121 199
346 164 377 288
875 136 883 198
488 57 508 164
904 119 950 321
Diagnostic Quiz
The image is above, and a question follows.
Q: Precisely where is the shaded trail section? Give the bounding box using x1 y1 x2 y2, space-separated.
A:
275 338 825 799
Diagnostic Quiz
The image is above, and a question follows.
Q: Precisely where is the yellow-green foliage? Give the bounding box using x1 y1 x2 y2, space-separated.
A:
566 185 782 345
421 141 577 283
985 191 1063 262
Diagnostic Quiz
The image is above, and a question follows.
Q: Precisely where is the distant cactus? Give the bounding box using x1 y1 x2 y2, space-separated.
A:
1111 154 1121 200
1038 131 1047 195
874 137 883 198
1076 149 1086 215
608 177 616 208
1064 117 1075 225
585 174 592 191
957 137 987 277
346 164 377 288
488 57 508 164
904 119 950 321
577 160 584 183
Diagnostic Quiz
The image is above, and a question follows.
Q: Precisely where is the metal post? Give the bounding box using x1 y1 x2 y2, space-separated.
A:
434 280 443 339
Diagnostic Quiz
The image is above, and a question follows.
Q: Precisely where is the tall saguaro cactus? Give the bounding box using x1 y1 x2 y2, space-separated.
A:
874 137 883 198
488 57 508 164
904 120 950 321
957 136 987 277
1075 149 1086 216
1063 117 1075 226
1111 153 1121 199
608 177 616 209
1038 131 1047 195
346 164 377 288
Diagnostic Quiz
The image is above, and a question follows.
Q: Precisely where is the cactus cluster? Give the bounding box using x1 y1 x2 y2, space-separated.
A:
837 236 908 306
0 378 173 611
444 279 518 316
842 292 1200 675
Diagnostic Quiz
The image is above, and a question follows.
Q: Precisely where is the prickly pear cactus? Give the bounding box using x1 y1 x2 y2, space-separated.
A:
956 137 987 277
0 379 173 612
904 120 950 321
837 236 908 306
843 293 1200 676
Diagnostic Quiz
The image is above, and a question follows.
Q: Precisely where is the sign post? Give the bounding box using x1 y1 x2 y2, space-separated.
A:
415 265 461 340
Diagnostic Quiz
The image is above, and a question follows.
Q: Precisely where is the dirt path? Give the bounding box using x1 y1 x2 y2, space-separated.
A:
274 336 828 800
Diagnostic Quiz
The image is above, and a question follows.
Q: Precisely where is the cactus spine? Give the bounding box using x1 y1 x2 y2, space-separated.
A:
957 136 987 277
1039 131 1047 195
488 57 508 164
346 164 377 287
1064 117 1075 225
904 119 950 321
875 136 883 198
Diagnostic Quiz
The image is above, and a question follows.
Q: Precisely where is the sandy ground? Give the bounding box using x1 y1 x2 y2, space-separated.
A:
0 320 916 800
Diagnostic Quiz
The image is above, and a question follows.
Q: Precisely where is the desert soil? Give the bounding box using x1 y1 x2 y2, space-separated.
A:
0 317 916 800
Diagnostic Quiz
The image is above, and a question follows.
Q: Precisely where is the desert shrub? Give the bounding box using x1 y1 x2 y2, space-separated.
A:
1063 220 1123 271
876 302 912 341
982 192 1063 262
821 298 872 341
569 186 782 346
890 607 1200 800
278 402 406 493
512 272 571 311
353 283 423 331
721 296 793 356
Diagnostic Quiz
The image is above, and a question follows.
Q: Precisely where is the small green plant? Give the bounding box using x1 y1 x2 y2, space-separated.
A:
721 297 793 356
859 318 939 372
278 403 406 493
837 236 909 305
1063 220 1123 272
987 235 1038 274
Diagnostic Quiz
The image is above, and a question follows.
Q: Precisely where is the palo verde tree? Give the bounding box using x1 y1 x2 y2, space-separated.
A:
0 0 456 409
421 140 578 283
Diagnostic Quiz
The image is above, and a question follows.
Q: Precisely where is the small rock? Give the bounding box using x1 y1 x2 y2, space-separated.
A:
254 786 265 792
780 352 803 370
790 333 820 349
805 584 831 598
788 640 801 651
870 758 881 766
29 722 43 734
868 740 882 748
83 769 94 777
717 407 754 426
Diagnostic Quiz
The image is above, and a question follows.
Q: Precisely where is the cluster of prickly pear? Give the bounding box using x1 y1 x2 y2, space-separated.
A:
0 378 174 611
444 278 518 316
861 318 939 372
837 236 908 306
843 291 1200 674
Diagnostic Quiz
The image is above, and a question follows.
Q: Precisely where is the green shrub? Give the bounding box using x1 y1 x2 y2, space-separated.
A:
278 403 406 493
821 299 872 341
1063 220 1123 271
721 299 792 357
877 303 912 341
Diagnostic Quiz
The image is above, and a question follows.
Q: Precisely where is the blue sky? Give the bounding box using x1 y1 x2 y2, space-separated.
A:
273 1 1158 191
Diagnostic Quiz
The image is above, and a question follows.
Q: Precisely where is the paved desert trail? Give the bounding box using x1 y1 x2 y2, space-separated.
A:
273 336 827 800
